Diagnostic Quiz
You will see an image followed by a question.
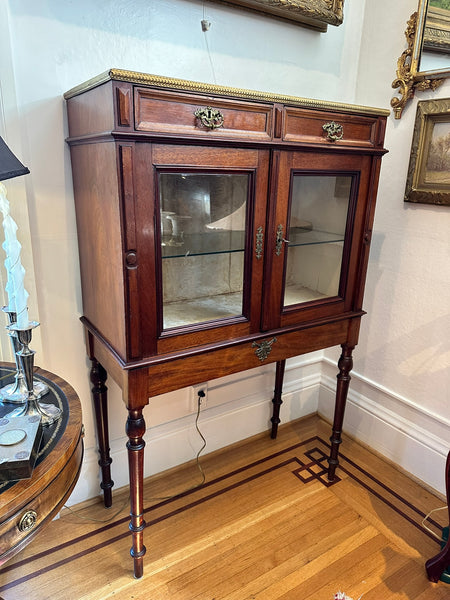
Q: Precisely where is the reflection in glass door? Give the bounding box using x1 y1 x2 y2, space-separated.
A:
284 174 352 308
159 172 249 330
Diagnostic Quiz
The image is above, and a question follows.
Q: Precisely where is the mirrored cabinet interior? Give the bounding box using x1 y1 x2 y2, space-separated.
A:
65 70 388 577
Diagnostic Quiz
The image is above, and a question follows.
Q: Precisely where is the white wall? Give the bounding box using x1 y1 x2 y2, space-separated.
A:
319 0 450 495
1 0 448 501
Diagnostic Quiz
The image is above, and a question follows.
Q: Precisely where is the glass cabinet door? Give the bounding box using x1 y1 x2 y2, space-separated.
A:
283 174 352 308
158 172 250 331
261 150 366 332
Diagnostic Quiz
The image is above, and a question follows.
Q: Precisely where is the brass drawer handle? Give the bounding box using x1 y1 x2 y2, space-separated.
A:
323 121 344 142
255 226 264 260
252 337 277 362
18 510 38 532
194 106 224 130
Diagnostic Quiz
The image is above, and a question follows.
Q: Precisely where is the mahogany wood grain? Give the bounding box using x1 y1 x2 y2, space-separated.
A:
283 106 379 147
65 71 388 577
70 142 127 360
135 87 274 141
65 81 115 139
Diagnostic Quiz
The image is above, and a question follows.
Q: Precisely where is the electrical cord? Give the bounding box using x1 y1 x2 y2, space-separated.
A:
201 2 217 84
421 505 448 541
62 390 208 523
143 388 207 502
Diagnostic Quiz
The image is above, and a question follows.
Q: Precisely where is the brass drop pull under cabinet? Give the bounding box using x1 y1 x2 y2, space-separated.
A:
252 337 277 362
64 69 388 578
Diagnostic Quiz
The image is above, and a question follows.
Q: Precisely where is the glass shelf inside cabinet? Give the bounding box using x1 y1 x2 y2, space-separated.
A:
161 230 245 259
287 227 345 247
159 172 249 330
284 174 352 308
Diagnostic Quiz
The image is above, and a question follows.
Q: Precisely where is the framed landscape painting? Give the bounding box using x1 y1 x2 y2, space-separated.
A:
405 97 450 205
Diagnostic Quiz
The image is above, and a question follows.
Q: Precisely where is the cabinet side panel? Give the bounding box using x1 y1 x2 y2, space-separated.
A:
70 142 127 359
66 82 115 139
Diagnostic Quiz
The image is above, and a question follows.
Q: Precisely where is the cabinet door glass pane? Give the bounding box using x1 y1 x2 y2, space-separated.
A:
159 173 249 330
284 175 351 308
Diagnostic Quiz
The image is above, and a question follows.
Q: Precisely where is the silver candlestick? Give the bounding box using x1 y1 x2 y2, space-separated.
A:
7 321 61 426
0 307 49 403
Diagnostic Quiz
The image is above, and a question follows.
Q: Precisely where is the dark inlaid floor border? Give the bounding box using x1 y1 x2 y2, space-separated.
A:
0 435 442 593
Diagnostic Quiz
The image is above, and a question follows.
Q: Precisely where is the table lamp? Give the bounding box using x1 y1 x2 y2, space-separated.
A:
0 136 60 426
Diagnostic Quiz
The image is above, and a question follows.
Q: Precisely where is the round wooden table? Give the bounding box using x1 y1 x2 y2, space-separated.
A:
0 363 83 565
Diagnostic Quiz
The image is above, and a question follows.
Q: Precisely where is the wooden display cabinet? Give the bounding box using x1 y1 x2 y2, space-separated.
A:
65 69 388 578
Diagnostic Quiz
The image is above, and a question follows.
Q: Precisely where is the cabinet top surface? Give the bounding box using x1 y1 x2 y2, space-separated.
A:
64 68 389 118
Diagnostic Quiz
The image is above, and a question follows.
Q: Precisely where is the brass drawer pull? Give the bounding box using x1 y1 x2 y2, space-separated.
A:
255 226 264 260
252 337 277 362
18 510 38 532
194 106 224 130
323 121 344 142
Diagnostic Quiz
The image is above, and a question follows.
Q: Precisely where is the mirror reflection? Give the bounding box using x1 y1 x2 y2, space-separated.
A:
420 0 450 72
391 0 450 118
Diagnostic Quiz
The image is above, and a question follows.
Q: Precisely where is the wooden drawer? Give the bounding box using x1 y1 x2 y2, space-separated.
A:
283 106 379 147
134 88 274 141
0 439 83 564
140 317 351 399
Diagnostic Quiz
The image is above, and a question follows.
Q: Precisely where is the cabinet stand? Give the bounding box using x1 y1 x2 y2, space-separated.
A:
270 360 286 439
90 359 114 508
328 344 354 481
89 350 355 578
126 407 146 580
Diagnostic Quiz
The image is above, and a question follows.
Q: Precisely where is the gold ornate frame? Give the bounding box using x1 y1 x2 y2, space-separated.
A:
405 97 450 206
391 1 448 119
424 5 450 53
207 0 344 31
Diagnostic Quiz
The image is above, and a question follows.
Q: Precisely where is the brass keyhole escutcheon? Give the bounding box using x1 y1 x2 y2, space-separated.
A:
255 226 264 260
194 106 224 130
18 510 38 532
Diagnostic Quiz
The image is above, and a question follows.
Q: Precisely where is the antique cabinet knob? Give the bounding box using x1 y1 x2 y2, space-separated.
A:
18 510 38 532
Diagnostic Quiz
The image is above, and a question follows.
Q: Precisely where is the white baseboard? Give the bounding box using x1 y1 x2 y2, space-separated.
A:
67 355 322 506
319 358 450 496
68 353 448 505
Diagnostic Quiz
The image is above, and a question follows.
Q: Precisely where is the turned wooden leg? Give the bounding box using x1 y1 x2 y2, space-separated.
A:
328 344 354 482
126 408 146 579
426 450 450 582
271 360 286 439
90 359 114 508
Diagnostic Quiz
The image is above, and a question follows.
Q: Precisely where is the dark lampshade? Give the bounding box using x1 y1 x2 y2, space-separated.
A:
0 136 30 181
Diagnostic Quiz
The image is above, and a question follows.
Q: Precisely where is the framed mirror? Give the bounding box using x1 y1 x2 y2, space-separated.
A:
391 0 450 118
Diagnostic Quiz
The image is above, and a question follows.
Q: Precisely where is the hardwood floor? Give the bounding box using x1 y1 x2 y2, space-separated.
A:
0 414 448 599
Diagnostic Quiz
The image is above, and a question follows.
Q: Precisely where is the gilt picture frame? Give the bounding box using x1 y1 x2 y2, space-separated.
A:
424 2 450 54
207 0 344 31
405 97 450 205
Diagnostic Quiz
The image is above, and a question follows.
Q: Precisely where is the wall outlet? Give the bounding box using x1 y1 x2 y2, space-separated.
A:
190 383 208 412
